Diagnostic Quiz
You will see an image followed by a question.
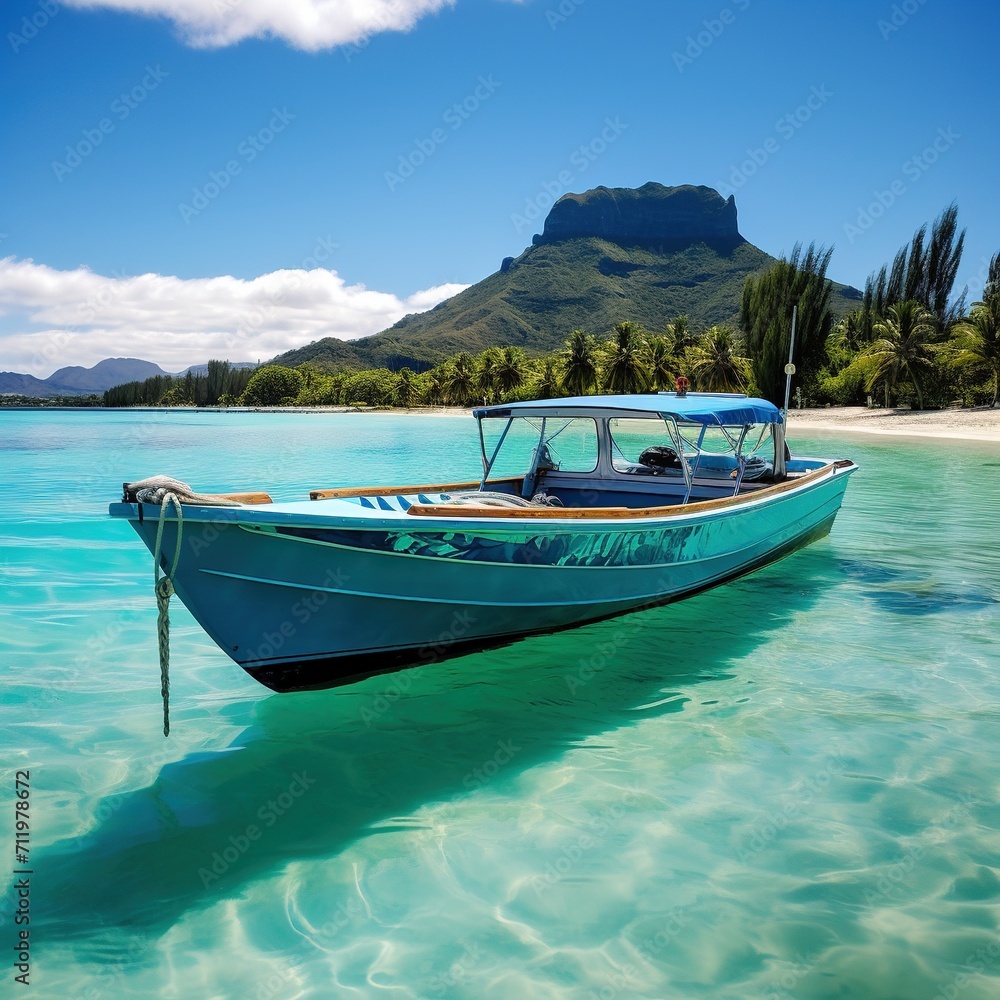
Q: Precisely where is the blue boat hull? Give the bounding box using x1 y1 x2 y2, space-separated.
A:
111 467 853 691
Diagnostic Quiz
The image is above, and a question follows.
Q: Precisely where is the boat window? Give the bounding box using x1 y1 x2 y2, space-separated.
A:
696 425 737 454
694 424 773 457
609 418 680 473
482 416 598 477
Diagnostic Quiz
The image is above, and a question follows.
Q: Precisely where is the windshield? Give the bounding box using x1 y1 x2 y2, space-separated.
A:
481 416 599 478
684 423 774 457
608 417 678 472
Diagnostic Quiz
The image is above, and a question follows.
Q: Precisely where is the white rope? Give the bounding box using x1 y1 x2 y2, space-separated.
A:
152 492 183 737
128 474 242 507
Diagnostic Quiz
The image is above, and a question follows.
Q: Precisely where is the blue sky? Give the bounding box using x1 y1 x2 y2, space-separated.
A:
2 0 998 374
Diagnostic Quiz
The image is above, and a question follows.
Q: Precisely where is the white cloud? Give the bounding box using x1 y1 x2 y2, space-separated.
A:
0 257 467 376
62 0 458 51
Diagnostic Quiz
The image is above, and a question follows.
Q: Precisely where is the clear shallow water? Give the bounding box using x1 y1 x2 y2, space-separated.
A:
2 409 999 1000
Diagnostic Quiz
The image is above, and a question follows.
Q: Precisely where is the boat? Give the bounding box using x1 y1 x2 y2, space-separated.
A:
109 392 857 696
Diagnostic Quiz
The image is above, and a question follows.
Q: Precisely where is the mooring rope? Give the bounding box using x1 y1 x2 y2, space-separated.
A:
152 492 184 737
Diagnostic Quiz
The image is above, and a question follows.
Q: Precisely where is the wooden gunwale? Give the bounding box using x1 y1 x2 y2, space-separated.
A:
403 462 851 520
222 492 273 505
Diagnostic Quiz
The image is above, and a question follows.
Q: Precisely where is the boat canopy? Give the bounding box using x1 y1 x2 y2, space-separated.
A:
473 393 783 427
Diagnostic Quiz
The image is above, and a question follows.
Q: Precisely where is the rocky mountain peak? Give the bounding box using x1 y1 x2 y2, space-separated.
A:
534 182 742 248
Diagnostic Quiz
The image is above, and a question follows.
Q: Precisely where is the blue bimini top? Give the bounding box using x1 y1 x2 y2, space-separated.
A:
473 392 783 426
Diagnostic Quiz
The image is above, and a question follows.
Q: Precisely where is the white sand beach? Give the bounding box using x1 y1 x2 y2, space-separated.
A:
786 406 1000 442
381 404 1000 442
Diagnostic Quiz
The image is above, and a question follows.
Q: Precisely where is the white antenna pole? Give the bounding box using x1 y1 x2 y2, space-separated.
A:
782 305 797 418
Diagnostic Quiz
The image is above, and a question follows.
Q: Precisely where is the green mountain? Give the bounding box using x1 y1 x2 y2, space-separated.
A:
272 183 860 371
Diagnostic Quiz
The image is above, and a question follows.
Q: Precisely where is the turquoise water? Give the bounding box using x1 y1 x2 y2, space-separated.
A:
2 409 999 1000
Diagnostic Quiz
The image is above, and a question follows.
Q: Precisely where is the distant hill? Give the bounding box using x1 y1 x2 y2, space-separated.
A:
272 183 861 371
0 358 169 397
0 357 257 398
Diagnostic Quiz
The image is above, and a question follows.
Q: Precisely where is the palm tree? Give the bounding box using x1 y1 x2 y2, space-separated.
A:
601 321 651 394
668 315 698 354
424 364 450 405
687 326 752 393
494 346 526 398
953 301 1000 406
393 367 420 408
476 347 502 404
443 352 478 405
533 358 560 399
647 336 676 390
862 300 939 409
830 309 869 354
560 329 598 396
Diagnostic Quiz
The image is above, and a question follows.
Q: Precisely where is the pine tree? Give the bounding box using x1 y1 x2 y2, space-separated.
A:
740 243 834 404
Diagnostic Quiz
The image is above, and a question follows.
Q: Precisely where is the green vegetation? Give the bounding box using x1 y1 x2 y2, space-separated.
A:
818 205 996 409
0 394 102 407
129 316 749 409
102 362 254 407
741 243 834 404
687 326 753 393
861 204 966 332
952 253 1000 406
268 236 862 373
601 322 652 393
99 203 997 414
241 365 303 406
560 330 599 396
861 301 939 410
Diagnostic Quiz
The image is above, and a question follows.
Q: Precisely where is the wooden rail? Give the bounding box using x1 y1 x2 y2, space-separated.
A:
404 463 848 520
221 492 273 505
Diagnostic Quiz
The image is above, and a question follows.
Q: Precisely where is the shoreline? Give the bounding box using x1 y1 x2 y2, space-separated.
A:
785 406 1000 442
392 403 1000 442
5 403 999 441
